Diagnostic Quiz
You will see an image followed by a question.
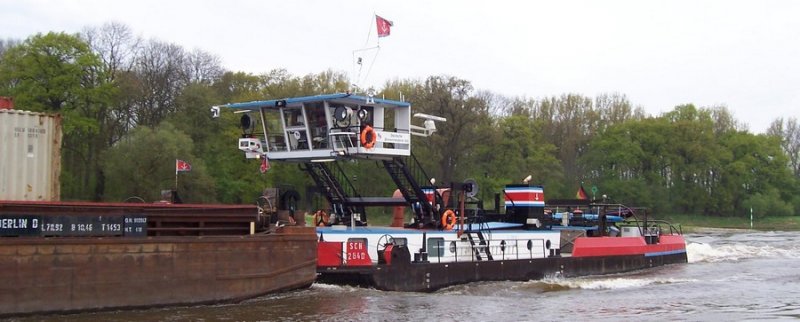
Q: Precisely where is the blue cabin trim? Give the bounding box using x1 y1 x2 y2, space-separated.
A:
224 93 411 111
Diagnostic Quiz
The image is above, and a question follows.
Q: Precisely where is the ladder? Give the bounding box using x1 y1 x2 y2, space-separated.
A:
301 162 361 222
466 230 493 261
381 155 437 221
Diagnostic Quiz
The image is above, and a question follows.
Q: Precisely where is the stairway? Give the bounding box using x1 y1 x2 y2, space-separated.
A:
466 230 493 261
381 156 435 219
302 162 361 221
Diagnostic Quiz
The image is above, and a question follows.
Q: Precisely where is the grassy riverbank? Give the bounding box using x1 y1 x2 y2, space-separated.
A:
657 214 800 232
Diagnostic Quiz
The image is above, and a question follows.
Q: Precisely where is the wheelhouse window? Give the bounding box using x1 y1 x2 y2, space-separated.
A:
281 107 310 151
283 108 305 127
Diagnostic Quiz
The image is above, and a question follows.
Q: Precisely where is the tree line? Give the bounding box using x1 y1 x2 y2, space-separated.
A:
1 23 798 218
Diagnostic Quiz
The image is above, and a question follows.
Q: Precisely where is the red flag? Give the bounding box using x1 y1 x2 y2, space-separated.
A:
376 15 393 37
576 185 588 200
176 159 192 173
260 156 270 173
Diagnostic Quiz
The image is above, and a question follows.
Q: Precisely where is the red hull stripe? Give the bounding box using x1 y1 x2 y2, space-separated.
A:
504 190 545 207
571 235 686 257
423 189 435 202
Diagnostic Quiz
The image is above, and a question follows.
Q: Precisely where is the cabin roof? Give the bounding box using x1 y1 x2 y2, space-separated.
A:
222 93 410 111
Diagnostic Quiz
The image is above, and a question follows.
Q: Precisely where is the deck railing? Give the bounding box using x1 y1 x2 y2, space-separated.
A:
430 238 548 263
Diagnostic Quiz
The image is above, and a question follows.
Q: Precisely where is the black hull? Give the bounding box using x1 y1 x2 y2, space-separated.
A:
317 252 688 292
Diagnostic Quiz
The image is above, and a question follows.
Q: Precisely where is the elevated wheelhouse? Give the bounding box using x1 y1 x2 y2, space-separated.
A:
224 93 414 162
218 93 444 226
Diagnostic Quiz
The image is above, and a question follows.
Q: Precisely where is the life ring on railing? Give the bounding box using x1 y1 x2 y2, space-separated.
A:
313 210 330 227
441 209 457 230
360 125 376 149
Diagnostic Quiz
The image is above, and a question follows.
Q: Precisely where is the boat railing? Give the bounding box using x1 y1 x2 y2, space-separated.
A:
664 221 683 235
328 131 356 156
624 219 683 236
442 238 547 263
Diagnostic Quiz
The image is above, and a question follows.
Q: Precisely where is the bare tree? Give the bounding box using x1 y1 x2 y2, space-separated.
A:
184 48 223 84
130 39 188 127
595 93 640 126
707 104 746 135
81 22 143 142
532 94 596 181
474 90 514 117
82 22 139 82
767 117 800 177
76 23 145 200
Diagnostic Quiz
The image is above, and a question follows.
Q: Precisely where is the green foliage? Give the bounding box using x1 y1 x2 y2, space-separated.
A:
0 32 104 134
742 188 794 218
581 104 794 217
102 122 216 202
716 132 791 216
0 32 97 109
213 71 265 102
170 83 256 203
479 115 563 193
792 195 800 216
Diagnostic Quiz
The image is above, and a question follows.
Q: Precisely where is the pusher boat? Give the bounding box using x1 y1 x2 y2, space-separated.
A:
216 93 687 292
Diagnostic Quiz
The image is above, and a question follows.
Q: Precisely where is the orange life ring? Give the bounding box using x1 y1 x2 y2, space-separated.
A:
360 126 376 149
314 210 329 227
441 209 457 230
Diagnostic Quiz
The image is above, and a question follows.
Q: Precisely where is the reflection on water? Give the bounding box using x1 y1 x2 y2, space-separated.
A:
7 230 800 322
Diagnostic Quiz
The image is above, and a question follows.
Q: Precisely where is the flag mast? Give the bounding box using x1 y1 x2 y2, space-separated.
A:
352 13 393 92
175 159 192 194
175 159 179 192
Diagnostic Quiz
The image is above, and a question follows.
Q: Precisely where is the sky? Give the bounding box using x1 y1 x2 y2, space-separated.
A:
2 0 799 133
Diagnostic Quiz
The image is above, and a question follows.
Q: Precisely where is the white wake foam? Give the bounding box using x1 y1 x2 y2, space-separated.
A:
686 242 799 263
539 276 696 290
310 283 370 293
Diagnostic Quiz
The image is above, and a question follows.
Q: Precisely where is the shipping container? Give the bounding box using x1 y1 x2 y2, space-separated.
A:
0 109 62 201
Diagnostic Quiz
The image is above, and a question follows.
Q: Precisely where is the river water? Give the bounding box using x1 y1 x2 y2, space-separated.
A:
9 230 800 321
